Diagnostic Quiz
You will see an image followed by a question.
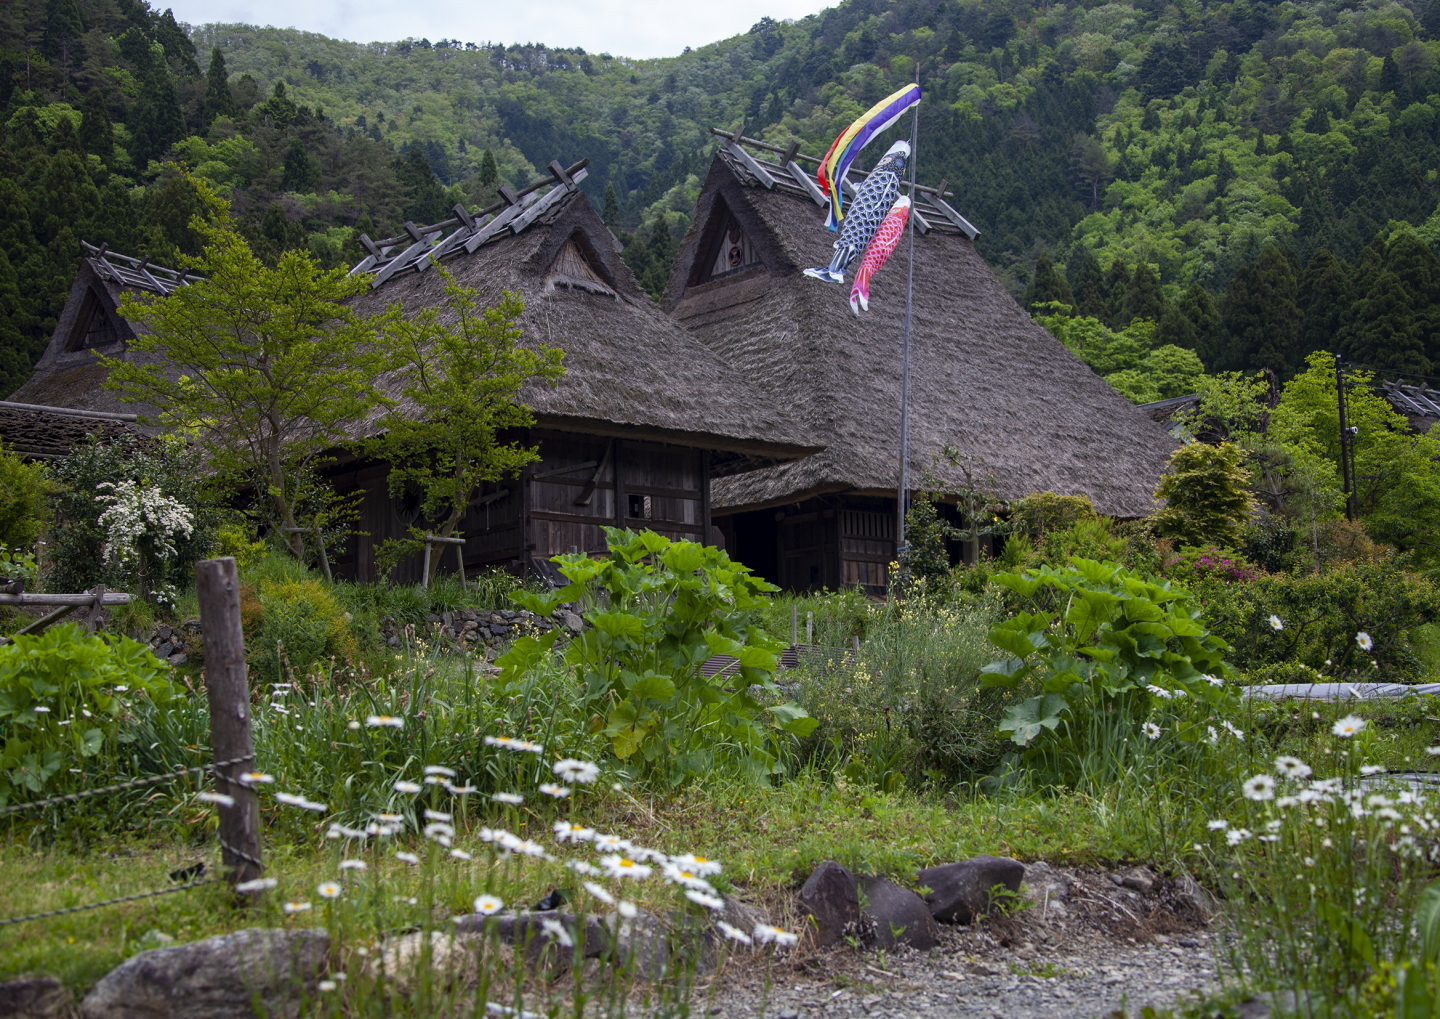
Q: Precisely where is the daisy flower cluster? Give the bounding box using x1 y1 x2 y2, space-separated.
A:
1209 748 1440 861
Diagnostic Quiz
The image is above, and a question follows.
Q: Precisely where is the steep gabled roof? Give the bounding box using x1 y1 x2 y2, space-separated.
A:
8 247 179 418
662 144 1178 517
343 165 819 473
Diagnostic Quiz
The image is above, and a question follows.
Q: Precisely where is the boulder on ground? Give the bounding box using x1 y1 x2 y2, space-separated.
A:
80 928 328 1019
799 861 860 948
858 876 940 950
603 906 671 978
0 975 70 1019
915 856 1026 924
451 911 606 962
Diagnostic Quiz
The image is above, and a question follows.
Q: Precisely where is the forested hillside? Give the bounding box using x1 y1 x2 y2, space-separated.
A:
6 0 1440 396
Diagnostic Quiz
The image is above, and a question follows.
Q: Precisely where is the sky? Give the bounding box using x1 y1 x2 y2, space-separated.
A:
163 0 833 60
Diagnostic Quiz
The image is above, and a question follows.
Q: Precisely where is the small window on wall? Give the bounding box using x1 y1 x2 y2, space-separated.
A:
698 206 761 283
65 289 122 352
628 494 652 520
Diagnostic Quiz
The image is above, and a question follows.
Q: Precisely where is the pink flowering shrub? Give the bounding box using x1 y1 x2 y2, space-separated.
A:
1162 545 1259 585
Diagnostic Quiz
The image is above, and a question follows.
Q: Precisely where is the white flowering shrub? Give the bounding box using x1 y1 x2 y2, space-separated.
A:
44 435 216 599
94 480 195 606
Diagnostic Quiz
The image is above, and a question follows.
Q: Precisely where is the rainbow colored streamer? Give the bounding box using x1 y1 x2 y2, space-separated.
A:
817 83 923 231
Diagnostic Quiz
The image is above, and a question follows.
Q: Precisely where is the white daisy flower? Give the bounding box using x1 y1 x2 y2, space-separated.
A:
1427 747 1440 756
663 865 717 893
566 860 600 876
1221 720 1245 741
1360 765 1386 776
347 721 360 730
373 813 404 823
450 848 473 861
473 894 505 915
395 852 420 865
317 882 342 899
1203 674 1223 687
366 715 403 728
583 881 615 904
235 877 277 893
538 783 571 799
1226 828 1252 846
618 901 638 918
668 853 723 876
1243 775 1276 801
318 980 337 992
198 791 234 807
31 706 49 714
685 889 725 910
339 859 366 871
752 924 798 947
423 765 457 778
541 917 574 947
492 792 524 805
1356 631 1374 651
1143 722 1162 740
1206 819 1228 830
592 834 632 852
553 759 601 784
600 855 651 879
1274 756 1312 779
1332 715 1366 738
554 822 596 843
1269 615 1284 631
423 809 452 822
717 920 752 945
393 781 422 794
283 900 312 914
424 822 455 842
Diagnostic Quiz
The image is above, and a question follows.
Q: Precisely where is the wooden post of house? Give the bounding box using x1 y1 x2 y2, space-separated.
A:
195 557 263 892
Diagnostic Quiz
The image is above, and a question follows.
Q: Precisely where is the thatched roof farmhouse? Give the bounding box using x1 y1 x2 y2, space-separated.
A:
16 160 819 583
661 133 1178 593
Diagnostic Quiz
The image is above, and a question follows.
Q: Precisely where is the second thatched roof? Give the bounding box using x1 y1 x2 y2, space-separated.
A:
662 146 1177 516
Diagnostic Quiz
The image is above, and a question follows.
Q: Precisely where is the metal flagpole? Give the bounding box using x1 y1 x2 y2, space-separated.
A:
896 85 920 564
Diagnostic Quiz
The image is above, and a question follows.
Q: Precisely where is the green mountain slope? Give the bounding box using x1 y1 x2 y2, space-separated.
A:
6 0 1440 396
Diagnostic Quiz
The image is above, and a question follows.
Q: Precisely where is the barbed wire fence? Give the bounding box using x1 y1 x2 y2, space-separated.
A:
0 557 264 928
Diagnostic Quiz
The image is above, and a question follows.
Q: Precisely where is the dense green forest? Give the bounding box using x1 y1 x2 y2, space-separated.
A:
7 0 1440 396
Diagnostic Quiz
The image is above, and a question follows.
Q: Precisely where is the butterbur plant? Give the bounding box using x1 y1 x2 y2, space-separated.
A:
980 558 1237 783
0 623 177 806
499 527 817 787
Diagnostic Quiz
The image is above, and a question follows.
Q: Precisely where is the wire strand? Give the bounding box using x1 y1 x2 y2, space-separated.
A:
0 755 255 816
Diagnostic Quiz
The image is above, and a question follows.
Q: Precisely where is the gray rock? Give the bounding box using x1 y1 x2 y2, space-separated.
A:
1113 866 1157 894
154 642 174 660
560 611 584 632
0 975 69 1019
915 856 1026 924
168 654 188 667
156 625 173 642
80 927 328 1019
799 861 860 948
858 876 940 950
603 907 671 978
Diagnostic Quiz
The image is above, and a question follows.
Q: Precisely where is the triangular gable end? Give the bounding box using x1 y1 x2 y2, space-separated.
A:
64 286 124 353
687 196 763 287
547 236 616 298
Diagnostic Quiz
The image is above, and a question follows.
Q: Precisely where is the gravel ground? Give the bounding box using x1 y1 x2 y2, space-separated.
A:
693 863 1226 1019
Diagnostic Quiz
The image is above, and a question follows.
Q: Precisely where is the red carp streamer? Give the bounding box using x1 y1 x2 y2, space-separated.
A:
849 197 910 314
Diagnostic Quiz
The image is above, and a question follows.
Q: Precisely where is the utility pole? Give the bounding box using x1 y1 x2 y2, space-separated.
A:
1335 354 1356 522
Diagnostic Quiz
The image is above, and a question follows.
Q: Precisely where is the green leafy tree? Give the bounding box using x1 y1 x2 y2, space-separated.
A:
1103 259 1132 327
1156 282 1218 361
1152 441 1254 548
1299 248 1351 371
1341 268 1430 376
1272 351 1440 566
280 138 321 192
602 182 620 227
0 444 45 552
103 178 399 554
365 266 564 577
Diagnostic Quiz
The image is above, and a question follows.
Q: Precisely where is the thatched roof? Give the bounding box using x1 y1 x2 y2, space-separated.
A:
9 249 176 419
662 145 1178 517
0 402 138 458
344 169 818 474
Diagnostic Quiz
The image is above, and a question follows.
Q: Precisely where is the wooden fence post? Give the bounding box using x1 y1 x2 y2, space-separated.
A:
195 557 263 890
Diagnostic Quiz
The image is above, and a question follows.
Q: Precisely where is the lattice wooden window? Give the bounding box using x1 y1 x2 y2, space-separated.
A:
65 289 122 351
